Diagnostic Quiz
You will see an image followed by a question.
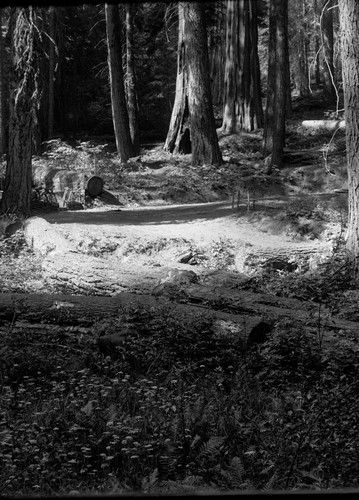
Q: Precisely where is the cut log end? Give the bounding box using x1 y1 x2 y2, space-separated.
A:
86 176 104 198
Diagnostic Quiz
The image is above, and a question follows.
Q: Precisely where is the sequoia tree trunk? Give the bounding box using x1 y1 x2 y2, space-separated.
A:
208 4 225 107
291 0 310 97
184 2 222 166
164 2 222 166
0 8 8 155
262 0 288 170
0 7 41 217
338 0 359 272
164 3 191 154
321 0 336 102
105 3 133 162
221 0 263 133
125 2 140 156
47 6 56 140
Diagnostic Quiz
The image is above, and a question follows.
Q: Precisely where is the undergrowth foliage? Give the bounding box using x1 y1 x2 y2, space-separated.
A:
1 303 359 495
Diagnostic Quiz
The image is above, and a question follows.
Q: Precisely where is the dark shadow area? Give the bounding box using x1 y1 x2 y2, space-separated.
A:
39 201 236 226
38 191 348 228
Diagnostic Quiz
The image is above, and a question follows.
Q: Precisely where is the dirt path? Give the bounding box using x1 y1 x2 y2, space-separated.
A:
41 200 338 251
32 198 343 295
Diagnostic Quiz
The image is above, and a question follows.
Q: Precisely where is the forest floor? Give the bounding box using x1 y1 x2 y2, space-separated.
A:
2 95 359 495
0 94 349 294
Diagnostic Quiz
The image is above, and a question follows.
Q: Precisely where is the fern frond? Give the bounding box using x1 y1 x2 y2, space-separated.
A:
226 456 245 488
182 475 204 486
198 436 225 459
80 400 94 416
142 468 159 492
262 472 277 491
106 403 117 425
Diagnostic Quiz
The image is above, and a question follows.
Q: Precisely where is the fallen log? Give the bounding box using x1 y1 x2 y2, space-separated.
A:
0 291 263 342
152 282 359 335
1 285 358 337
23 216 75 256
42 252 167 295
22 216 162 295
301 120 345 131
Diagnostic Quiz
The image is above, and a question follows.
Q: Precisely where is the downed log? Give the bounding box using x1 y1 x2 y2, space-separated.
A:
86 176 104 197
42 252 167 295
0 292 263 341
151 282 359 335
21 217 184 295
23 216 75 256
1 285 359 337
301 120 345 131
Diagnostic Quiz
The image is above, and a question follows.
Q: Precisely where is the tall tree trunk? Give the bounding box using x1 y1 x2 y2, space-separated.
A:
291 0 310 97
125 3 140 156
164 3 222 166
0 8 9 156
164 3 191 154
338 0 359 271
321 0 336 102
314 0 321 87
105 3 133 162
263 0 288 170
47 6 56 140
208 3 225 107
184 2 222 166
0 7 41 217
221 0 263 134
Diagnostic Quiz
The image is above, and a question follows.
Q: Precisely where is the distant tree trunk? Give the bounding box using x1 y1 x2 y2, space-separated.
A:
125 3 140 156
0 8 9 156
105 3 133 162
164 2 222 166
47 6 56 140
314 0 322 87
221 0 263 134
338 0 359 271
263 0 288 170
0 7 41 217
208 3 225 107
321 0 336 102
291 0 310 97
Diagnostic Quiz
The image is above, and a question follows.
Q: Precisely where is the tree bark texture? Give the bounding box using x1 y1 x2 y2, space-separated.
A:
263 0 288 169
313 0 322 86
290 0 309 97
184 2 222 166
47 6 56 140
164 3 222 166
0 8 9 155
221 0 263 134
320 0 336 102
0 7 41 217
105 3 133 162
125 3 140 156
164 3 191 155
208 4 225 107
339 0 359 271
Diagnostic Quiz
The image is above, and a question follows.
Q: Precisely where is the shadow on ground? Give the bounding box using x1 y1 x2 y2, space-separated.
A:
38 191 347 228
